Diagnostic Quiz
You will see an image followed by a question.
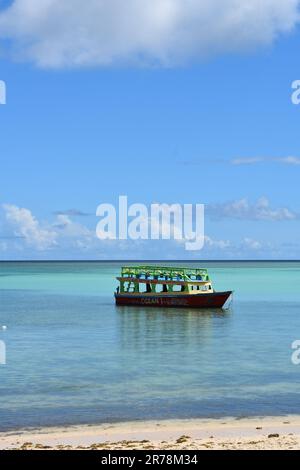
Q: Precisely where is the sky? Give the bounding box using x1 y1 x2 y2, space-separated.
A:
1 0 300 260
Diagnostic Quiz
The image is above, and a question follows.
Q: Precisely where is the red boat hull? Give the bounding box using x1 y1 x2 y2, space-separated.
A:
115 291 232 309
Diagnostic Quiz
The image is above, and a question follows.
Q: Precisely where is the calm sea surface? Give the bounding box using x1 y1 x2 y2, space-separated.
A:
0 261 300 431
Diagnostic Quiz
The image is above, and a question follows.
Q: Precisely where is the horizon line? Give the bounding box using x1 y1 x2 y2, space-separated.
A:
0 259 300 263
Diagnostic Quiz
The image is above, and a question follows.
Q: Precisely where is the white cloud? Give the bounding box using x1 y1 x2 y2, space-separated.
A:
231 157 265 165
53 214 96 250
3 204 57 250
281 156 300 165
0 0 298 67
242 237 262 250
53 209 90 217
204 235 231 250
208 197 298 221
231 156 300 166
2 204 98 252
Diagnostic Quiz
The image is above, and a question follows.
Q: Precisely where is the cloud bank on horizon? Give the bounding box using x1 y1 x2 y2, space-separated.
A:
208 197 298 222
0 200 298 259
0 0 299 68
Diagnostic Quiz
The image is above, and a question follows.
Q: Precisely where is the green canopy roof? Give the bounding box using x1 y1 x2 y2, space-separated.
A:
121 265 209 280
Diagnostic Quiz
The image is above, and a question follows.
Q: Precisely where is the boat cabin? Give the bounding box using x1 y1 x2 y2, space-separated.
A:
116 265 213 296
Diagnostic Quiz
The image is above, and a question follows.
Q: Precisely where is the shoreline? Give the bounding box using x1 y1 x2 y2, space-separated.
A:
1 415 300 450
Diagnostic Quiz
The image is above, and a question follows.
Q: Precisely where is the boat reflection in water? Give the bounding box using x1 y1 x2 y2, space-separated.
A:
116 305 232 352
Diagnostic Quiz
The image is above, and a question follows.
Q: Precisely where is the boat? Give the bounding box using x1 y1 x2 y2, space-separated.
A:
114 265 232 309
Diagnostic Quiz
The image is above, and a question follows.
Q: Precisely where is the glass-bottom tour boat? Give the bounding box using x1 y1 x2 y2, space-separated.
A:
115 266 232 309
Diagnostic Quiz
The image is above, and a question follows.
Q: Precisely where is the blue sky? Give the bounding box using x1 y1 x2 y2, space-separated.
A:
0 0 300 260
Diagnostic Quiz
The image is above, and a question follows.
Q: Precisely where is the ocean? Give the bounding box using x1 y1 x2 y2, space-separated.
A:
0 261 300 431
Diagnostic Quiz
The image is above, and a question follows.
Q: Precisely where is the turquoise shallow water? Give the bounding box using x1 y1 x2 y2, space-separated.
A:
0 261 300 431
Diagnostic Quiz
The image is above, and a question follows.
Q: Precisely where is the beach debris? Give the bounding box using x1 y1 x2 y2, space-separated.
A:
200 443 212 448
34 444 52 449
20 442 33 449
268 433 280 438
176 435 191 444
256 427 262 430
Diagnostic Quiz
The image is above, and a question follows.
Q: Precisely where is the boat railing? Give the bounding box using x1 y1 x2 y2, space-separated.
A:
121 265 210 281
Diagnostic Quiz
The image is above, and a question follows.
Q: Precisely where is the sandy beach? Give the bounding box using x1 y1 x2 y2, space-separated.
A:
1 416 300 450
